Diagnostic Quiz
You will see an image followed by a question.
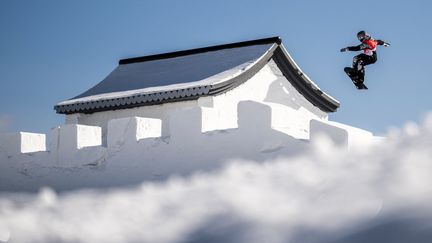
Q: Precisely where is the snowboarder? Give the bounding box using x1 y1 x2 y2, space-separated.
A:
340 31 390 89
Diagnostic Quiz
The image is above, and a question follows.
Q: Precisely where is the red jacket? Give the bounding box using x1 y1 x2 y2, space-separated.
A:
361 39 378 56
347 38 386 56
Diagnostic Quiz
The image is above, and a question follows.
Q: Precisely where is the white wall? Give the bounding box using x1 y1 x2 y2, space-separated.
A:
309 119 381 149
0 132 46 155
0 100 312 191
67 59 328 141
107 117 162 148
0 100 380 192
204 59 327 138
49 124 104 166
67 100 197 145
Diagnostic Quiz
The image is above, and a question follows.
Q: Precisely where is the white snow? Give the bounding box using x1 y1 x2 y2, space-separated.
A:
107 117 162 148
310 119 377 148
49 124 103 166
0 114 431 243
0 132 46 155
53 124 102 150
0 101 310 190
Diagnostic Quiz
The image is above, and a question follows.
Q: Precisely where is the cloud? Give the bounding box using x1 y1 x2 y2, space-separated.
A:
0 114 432 243
0 115 12 133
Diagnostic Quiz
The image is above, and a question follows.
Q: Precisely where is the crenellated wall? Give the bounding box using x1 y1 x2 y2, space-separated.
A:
0 101 378 162
0 100 381 191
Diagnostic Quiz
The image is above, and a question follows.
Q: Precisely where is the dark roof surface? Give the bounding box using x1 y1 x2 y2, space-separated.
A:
74 43 273 99
55 37 339 114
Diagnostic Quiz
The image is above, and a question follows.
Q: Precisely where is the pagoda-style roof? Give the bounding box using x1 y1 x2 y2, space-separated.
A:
55 37 339 114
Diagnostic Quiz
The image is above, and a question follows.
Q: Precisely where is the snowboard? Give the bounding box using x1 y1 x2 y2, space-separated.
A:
344 67 368 90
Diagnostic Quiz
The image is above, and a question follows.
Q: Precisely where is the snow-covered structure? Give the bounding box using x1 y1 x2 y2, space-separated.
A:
0 37 380 191
55 37 338 140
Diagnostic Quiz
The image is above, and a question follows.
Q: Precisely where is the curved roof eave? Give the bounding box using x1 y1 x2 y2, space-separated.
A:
271 44 340 113
208 44 340 113
54 37 340 114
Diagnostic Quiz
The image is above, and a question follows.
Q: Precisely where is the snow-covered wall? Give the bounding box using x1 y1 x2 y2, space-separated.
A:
0 99 378 192
67 59 327 144
0 132 46 155
199 59 328 138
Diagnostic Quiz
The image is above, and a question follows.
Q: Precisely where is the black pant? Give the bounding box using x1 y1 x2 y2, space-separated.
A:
352 52 377 81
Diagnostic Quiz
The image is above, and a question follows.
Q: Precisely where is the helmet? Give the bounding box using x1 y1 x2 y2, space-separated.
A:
357 31 371 42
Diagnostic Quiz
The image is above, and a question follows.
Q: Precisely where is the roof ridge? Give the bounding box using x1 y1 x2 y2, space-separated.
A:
118 36 281 65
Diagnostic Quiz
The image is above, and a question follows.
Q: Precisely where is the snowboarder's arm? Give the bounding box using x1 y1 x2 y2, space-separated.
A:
347 45 363 51
376 40 390 47
340 44 362 52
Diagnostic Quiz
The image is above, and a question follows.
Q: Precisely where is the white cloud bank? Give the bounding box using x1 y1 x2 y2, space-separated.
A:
1 114 432 243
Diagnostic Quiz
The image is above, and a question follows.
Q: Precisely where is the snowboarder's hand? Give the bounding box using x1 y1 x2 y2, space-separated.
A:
383 42 390 47
340 47 348 52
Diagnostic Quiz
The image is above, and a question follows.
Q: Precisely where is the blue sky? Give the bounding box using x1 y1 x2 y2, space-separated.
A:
0 0 431 135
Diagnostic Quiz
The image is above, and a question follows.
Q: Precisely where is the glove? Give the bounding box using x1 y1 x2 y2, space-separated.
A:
340 47 348 52
383 42 390 47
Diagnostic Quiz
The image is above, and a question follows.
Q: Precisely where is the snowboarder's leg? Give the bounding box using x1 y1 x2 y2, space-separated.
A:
352 54 365 72
352 54 371 83
357 69 365 83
